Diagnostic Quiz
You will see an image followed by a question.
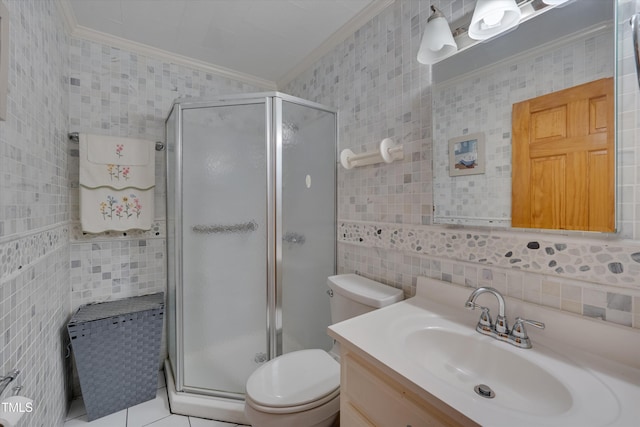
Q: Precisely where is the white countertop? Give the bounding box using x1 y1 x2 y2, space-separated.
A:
328 277 640 427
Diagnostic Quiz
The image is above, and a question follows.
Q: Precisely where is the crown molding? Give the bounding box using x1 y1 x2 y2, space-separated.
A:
70 25 277 90
56 0 395 91
276 0 395 89
56 0 78 34
58 0 276 90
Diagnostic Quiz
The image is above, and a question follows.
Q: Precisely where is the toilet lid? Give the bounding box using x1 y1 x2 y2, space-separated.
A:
246 349 340 408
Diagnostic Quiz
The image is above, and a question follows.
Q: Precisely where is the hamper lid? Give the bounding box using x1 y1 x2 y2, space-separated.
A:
69 292 164 324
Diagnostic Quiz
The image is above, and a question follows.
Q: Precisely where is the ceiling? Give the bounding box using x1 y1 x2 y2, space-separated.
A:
64 0 392 88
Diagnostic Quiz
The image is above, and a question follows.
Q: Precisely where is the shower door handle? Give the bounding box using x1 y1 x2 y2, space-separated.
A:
282 231 305 245
631 13 640 89
192 220 257 234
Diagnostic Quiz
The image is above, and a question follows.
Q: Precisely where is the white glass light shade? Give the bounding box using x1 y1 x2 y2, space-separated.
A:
417 15 457 64
468 0 522 41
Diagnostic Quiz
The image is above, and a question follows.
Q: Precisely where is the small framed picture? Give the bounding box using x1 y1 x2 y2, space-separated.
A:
448 132 485 177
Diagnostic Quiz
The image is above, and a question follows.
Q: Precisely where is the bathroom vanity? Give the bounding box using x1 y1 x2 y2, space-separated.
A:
340 348 476 426
329 277 640 426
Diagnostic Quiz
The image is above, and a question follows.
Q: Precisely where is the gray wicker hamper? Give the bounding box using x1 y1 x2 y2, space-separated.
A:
67 292 164 421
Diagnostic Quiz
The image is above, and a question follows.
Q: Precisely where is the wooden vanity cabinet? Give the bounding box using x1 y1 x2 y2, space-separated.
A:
340 350 477 427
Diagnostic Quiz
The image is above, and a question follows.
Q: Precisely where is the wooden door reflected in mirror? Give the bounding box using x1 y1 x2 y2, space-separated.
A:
511 78 614 232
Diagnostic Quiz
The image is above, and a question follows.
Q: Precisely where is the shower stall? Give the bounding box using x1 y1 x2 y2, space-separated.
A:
164 92 337 422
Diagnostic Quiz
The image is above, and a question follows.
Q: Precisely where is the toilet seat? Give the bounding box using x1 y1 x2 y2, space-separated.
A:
246 349 340 414
246 388 339 414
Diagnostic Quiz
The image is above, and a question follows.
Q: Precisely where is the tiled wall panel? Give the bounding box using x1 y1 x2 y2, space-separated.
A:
67 37 266 311
284 0 640 329
0 1 71 426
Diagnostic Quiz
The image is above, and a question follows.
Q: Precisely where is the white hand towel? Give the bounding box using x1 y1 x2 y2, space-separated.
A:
80 187 154 233
79 133 155 190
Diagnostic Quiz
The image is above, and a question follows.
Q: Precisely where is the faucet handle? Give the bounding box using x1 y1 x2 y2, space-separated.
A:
464 302 492 325
511 317 545 337
466 301 495 333
477 306 492 328
509 317 545 349
474 306 494 335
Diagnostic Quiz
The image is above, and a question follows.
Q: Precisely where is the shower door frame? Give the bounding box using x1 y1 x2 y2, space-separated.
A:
166 92 338 399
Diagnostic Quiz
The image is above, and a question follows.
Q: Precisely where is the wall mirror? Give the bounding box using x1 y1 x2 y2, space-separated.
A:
431 0 616 231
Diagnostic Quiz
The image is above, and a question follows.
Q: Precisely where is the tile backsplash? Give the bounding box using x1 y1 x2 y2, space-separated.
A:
340 221 640 287
339 220 639 328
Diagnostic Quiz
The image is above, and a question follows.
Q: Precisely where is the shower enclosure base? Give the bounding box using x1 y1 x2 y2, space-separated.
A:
164 360 248 424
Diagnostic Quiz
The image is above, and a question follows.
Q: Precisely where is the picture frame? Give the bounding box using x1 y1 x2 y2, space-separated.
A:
448 132 485 177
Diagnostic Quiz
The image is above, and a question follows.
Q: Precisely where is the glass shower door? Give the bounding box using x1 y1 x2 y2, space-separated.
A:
180 101 268 397
279 99 336 354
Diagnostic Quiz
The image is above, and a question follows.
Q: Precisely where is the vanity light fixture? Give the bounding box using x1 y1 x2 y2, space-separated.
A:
418 0 570 66
468 0 522 40
417 5 458 65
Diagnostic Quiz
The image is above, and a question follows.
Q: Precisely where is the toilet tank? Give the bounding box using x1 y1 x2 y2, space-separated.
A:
327 274 404 324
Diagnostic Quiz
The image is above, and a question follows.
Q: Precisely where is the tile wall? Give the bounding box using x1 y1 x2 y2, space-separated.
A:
67 38 265 312
4 0 271 419
283 0 640 330
0 1 71 427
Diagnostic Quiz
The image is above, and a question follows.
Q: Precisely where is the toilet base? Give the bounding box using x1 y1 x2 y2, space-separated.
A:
244 393 340 427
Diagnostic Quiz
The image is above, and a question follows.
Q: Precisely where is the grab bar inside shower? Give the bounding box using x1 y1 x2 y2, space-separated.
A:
631 14 640 89
192 221 257 234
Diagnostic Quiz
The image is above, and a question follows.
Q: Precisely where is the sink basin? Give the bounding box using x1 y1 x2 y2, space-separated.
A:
392 315 622 426
404 327 572 415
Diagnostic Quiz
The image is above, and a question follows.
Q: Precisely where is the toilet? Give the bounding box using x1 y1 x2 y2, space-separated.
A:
244 274 404 427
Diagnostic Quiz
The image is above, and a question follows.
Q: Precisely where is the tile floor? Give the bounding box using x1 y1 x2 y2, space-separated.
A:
63 373 249 427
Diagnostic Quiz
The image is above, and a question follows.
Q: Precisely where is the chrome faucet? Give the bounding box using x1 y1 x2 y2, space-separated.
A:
465 287 509 335
465 287 545 349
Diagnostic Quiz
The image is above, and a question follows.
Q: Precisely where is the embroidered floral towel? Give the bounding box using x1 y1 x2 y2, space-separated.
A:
79 133 155 233
80 188 154 233
79 133 155 190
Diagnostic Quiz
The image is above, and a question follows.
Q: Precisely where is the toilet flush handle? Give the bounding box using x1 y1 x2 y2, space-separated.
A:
327 289 333 297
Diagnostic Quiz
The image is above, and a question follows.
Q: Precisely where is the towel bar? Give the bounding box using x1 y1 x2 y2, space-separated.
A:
68 132 165 151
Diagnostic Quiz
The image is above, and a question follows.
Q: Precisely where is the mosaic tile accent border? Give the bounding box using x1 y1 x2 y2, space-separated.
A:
0 223 70 282
338 242 640 329
70 220 165 241
339 220 640 288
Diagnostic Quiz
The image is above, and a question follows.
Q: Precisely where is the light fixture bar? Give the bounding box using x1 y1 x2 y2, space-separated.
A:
443 0 561 59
